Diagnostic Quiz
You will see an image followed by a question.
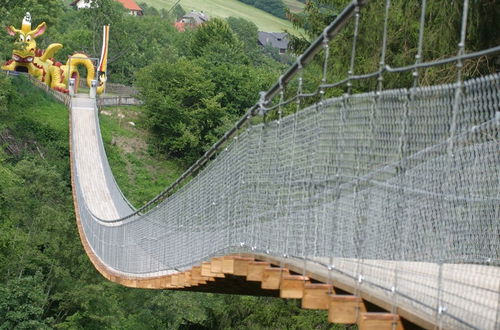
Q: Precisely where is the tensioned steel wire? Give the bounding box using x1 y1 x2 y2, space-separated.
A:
71 0 500 328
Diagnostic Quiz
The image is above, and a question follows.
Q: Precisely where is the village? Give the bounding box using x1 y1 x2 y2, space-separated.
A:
70 0 289 54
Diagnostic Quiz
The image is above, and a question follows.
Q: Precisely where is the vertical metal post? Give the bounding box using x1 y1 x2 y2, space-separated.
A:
69 78 75 97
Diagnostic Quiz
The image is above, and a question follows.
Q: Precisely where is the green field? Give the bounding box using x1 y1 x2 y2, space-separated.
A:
141 0 301 33
283 0 305 13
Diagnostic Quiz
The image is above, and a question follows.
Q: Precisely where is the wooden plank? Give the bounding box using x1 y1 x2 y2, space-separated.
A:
328 294 365 324
184 272 192 287
246 261 271 282
201 262 224 278
211 257 223 273
261 267 289 290
222 256 235 274
191 266 204 281
233 257 254 276
280 275 310 299
302 283 333 310
358 313 404 330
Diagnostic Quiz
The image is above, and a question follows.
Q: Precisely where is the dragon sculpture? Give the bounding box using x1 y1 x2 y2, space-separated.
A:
2 12 107 94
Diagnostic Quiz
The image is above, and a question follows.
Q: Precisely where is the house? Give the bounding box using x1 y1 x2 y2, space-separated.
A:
258 32 289 54
70 0 143 16
70 0 92 9
175 11 210 32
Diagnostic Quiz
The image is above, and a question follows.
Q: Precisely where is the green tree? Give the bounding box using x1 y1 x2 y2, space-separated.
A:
136 58 224 158
189 18 244 58
0 274 51 329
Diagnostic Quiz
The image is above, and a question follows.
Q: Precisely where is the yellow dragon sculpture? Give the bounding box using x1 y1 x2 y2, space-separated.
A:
2 13 107 94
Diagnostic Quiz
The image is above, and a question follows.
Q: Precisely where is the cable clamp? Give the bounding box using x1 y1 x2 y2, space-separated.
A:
278 75 285 90
258 91 267 116
322 28 329 46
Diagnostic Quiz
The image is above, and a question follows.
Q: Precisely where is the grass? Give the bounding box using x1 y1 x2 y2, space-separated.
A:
141 0 301 33
98 105 185 206
283 0 305 13
0 76 71 179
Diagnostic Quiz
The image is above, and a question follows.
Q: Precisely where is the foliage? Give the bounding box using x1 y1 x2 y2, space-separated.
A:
136 18 280 160
287 0 500 91
0 274 52 329
137 58 220 158
170 4 186 20
237 0 288 19
190 18 244 58
0 75 14 113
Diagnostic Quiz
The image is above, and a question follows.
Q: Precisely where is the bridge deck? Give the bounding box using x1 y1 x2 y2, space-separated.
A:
72 96 122 220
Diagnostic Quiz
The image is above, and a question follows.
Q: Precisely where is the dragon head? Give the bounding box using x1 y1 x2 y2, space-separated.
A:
6 12 47 64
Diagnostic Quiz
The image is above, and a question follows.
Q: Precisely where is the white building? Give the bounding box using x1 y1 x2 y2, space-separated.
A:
70 0 143 16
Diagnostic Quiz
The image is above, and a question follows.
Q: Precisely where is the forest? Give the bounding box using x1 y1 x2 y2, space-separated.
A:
1 0 499 328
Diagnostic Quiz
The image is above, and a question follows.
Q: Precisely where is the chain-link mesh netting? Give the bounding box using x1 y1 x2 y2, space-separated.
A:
73 73 499 328
70 0 500 328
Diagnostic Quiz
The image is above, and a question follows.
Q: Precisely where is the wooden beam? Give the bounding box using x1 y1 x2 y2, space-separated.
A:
233 257 254 276
184 272 193 287
261 267 289 290
191 266 204 281
302 283 333 310
210 257 223 273
201 262 225 278
280 275 309 299
358 313 404 330
222 256 235 274
328 294 366 324
171 274 181 288
247 261 271 282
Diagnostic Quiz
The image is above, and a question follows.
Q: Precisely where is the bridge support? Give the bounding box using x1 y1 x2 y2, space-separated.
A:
302 283 333 309
358 313 403 330
247 261 271 281
328 294 365 323
261 267 289 289
79 251 434 328
280 275 310 298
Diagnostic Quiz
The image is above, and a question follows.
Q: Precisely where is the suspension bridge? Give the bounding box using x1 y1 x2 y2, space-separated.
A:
7 0 500 329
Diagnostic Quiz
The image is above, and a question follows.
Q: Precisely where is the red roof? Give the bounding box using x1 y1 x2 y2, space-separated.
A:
115 0 142 11
70 0 142 11
174 21 185 32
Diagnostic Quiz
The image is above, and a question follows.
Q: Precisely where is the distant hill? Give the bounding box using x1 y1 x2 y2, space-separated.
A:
139 0 302 33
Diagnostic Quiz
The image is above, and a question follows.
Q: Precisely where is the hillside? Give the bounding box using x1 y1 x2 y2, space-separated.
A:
140 0 301 33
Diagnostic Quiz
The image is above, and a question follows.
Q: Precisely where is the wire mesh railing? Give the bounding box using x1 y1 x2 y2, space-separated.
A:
69 0 500 328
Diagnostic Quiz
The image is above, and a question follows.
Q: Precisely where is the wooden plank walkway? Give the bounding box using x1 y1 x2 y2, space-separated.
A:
72 96 120 220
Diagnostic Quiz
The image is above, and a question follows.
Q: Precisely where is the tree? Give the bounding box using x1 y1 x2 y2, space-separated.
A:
226 17 259 52
0 274 51 329
136 58 225 158
189 18 244 58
